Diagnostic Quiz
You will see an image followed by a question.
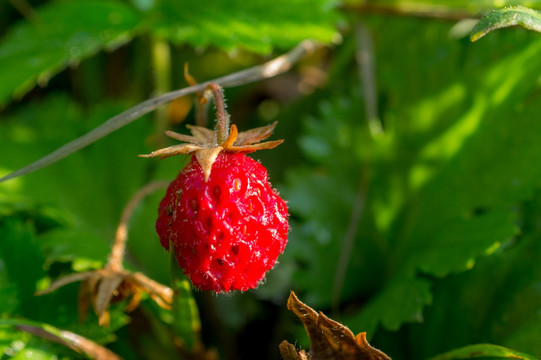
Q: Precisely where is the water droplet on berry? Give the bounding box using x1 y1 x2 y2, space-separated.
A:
233 178 242 191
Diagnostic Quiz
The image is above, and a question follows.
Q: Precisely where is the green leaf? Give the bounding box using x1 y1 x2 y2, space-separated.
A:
429 344 537 360
0 219 47 318
0 285 20 317
151 0 340 53
471 6 541 41
39 228 109 271
0 95 158 271
352 30 541 334
350 276 433 336
281 93 377 307
407 209 518 277
284 16 541 339
413 191 541 358
0 0 141 105
0 96 140 344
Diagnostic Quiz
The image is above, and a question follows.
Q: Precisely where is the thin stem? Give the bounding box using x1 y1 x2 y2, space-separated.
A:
355 21 383 137
206 83 230 144
170 251 203 353
331 22 379 313
0 40 319 184
107 181 169 271
13 322 122 360
332 170 370 315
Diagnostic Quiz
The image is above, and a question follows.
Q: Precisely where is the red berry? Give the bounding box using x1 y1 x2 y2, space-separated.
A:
156 152 289 292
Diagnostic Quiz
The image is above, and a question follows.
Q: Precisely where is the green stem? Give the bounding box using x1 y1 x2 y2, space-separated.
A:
206 83 230 144
170 250 202 352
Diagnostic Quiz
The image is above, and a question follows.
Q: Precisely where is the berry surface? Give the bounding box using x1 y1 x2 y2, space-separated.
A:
156 152 289 292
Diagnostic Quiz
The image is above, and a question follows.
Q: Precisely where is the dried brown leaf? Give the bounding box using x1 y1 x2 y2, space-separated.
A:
95 276 124 324
35 271 95 295
132 272 174 305
227 139 284 153
195 146 224 181
281 291 392 360
165 130 200 144
186 124 216 143
234 121 278 146
140 101 283 183
279 341 310 360
138 143 201 159
36 268 173 327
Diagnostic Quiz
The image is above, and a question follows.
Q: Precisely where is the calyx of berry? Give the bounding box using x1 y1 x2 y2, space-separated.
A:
140 83 283 181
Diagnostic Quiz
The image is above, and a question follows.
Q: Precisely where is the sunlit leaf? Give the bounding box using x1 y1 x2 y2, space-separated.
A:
471 6 541 41
429 343 537 360
284 15 541 340
151 0 340 53
0 0 141 105
413 191 541 359
0 95 156 268
0 215 130 352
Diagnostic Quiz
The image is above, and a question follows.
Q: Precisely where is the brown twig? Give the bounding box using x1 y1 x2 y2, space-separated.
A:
16 324 122 360
107 181 170 271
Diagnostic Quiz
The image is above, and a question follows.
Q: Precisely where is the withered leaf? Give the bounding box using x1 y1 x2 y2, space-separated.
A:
139 118 283 182
281 291 391 360
37 268 173 326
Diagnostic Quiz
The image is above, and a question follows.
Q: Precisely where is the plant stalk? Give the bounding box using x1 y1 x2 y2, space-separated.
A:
107 181 169 271
206 83 231 144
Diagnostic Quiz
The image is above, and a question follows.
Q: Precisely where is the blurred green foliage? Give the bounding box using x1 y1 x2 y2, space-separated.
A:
2 0 541 359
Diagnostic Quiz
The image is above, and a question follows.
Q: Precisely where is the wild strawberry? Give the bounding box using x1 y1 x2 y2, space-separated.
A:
141 83 289 292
